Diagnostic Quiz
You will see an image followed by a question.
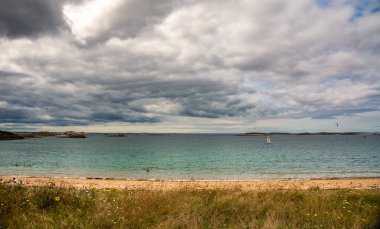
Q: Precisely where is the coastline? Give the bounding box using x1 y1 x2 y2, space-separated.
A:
2 176 379 190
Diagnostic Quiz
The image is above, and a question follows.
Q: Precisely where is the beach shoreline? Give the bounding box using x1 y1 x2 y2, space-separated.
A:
1 176 379 190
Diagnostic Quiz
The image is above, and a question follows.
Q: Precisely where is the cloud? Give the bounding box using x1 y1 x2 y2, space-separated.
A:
64 0 177 44
0 0 379 131
0 0 69 38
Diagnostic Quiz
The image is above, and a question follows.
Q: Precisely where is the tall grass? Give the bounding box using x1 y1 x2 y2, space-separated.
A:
0 184 379 228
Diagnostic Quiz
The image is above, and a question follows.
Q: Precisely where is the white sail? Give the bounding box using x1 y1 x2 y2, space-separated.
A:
266 136 271 144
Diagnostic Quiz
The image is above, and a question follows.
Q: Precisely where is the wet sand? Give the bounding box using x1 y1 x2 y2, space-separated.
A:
1 176 379 190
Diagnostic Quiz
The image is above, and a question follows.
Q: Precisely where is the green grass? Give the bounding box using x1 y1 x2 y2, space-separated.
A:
0 184 379 228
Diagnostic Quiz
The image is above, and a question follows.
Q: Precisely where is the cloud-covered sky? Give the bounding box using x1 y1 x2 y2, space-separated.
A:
0 0 379 133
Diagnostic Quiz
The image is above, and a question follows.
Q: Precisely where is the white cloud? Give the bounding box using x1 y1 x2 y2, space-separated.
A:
0 0 379 132
64 0 124 42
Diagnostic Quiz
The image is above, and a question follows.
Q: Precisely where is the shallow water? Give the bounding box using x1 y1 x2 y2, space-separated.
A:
0 134 379 180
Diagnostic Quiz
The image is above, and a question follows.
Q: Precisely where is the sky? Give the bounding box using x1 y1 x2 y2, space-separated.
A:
0 0 379 133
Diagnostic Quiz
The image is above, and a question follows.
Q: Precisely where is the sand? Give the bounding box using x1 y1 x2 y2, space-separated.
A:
1 176 380 190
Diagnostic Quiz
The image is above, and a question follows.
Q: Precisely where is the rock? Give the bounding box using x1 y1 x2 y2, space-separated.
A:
106 133 127 137
237 132 290 136
21 131 58 138
297 132 360 135
56 131 87 138
33 131 57 137
0 130 25 140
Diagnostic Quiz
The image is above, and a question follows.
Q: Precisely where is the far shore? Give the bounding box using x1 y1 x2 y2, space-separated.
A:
1 176 379 190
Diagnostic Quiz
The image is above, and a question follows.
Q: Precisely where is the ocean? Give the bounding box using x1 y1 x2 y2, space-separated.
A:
0 134 379 180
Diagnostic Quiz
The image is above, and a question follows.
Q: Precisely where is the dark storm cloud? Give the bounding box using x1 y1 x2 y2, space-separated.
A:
0 0 68 38
85 78 256 118
0 107 70 125
83 77 251 120
0 69 251 125
0 71 161 125
0 108 30 122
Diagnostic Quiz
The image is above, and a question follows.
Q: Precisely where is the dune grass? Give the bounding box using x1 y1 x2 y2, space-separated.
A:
0 184 379 228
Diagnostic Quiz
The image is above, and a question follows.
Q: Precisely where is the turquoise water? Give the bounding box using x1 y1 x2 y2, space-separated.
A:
0 134 379 180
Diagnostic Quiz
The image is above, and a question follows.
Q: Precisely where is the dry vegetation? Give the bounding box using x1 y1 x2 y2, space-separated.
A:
0 184 379 228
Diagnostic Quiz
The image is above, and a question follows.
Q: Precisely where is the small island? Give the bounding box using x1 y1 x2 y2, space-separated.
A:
55 131 87 138
236 132 290 136
297 132 362 135
0 130 25 140
105 133 127 137
0 130 86 140
237 132 378 136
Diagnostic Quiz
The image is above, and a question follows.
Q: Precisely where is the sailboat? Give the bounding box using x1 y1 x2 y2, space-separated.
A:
266 136 271 144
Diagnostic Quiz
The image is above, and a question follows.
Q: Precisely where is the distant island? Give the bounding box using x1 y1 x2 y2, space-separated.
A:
237 132 379 136
0 130 86 141
2 130 379 141
297 132 362 135
237 132 290 136
104 133 127 137
0 130 26 140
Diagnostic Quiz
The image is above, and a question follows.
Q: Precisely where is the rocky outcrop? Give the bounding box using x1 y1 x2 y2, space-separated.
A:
33 131 57 137
238 132 364 136
297 132 360 135
237 132 290 136
0 130 87 140
21 131 58 138
56 131 87 138
105 133 127 137
0 130 25 140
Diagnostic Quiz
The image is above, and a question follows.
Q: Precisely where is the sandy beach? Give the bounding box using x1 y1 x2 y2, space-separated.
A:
1 176 379 190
